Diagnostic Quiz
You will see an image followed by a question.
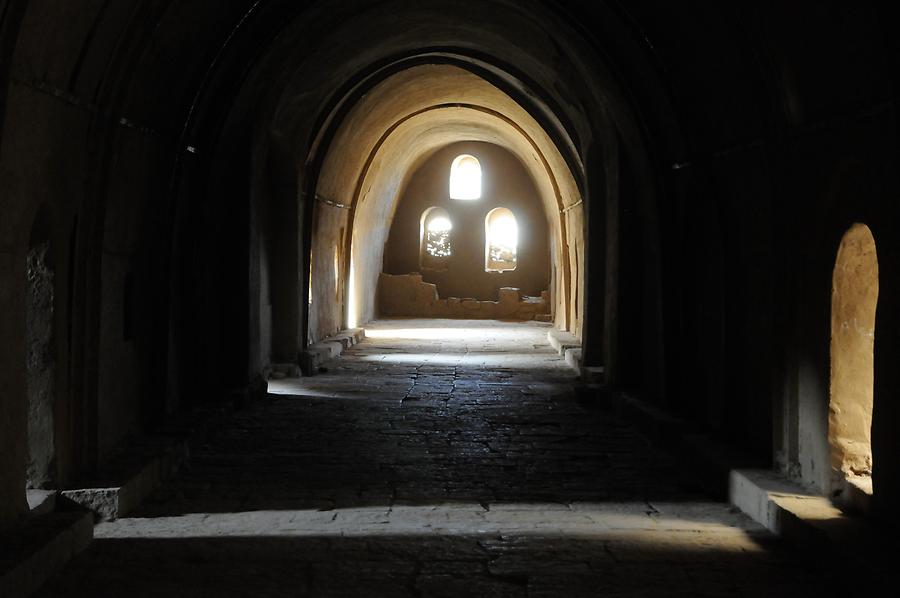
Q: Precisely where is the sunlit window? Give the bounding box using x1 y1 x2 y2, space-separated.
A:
485 207 518 272
420 207 453 270
449 154 482 200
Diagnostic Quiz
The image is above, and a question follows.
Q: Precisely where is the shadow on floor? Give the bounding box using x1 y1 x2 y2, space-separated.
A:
37 532 844 597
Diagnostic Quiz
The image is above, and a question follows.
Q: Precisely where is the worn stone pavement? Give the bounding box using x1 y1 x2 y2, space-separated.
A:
39 320 840 597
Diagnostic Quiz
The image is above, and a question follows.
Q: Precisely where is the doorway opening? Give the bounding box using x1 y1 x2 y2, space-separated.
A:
829 223 878 503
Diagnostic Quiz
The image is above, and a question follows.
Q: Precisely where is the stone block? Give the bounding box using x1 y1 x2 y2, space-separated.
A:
461 299 480 311
300 346 332 373
479 301 499 319
515 306 536 320
269 363 302 379
432 299 450 317
416 282 439 303
26 490 56 516
377 274 548 322
498 287 521 304
547 328 580 355
564 347 583 375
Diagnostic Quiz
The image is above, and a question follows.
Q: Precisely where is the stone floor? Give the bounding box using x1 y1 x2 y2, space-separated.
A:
39 320 839 596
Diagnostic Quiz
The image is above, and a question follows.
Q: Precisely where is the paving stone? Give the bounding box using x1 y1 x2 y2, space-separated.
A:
37 320 845 597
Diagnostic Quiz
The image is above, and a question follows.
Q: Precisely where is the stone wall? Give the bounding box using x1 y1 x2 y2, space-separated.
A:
383 142 551 301
379 273 550 321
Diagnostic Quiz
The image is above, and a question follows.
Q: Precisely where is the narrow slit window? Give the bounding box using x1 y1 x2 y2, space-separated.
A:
449 154 482 200
485 208 518 272
420 207 453 270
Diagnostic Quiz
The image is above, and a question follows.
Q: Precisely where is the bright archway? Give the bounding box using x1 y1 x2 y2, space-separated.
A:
829 223 878 499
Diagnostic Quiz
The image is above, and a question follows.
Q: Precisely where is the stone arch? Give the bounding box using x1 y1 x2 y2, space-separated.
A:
829 223 878 500
163 0 666 392
308 64 583 335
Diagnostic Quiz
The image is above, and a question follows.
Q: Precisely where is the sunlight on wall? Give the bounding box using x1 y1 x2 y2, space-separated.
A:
347 257 358 329
829 223 878 496
485 208 518 272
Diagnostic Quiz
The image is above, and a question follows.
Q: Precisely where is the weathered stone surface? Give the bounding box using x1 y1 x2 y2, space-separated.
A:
37 321 842 596
547 328 579 355
379 275 549 321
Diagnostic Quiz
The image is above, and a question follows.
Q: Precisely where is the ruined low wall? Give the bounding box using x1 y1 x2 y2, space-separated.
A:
379 273 551 321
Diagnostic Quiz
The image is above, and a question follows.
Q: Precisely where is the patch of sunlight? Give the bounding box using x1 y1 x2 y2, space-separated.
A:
95 502 763 540
364 328 486 340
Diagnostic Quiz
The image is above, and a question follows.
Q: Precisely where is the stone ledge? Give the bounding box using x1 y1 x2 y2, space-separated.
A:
60 403 236 521
729 469 892 584
26 490 56 516
547 328 579 355
379 274 550 321
0 510 93 598
582 365 605 384
564 347 582 374
61 436 188 521
300 328 366 375
268 362 301 379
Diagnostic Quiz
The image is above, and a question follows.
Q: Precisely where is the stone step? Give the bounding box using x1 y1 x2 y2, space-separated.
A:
26 490 56 516
547 328 580 355
729 469 892 585
300 328 366 374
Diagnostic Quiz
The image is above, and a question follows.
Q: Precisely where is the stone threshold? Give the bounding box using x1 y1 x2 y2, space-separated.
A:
586 388 891 584
548 328 604 382
729 469 891 585
2 401 243 596
61 403 237 521
300 328 366 375
547 328 579 354
0 510 93 598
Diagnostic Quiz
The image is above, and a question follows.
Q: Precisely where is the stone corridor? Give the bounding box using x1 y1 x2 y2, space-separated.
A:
39 320 837 596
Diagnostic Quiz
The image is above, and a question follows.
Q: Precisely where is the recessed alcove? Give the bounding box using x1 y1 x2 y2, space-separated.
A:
829 223 878 504
382 142 550 315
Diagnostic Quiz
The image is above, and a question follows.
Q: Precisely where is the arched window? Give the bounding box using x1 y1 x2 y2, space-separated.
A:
485 208 518 272
449 154 482 200
829 223 878 499
420 207 453 270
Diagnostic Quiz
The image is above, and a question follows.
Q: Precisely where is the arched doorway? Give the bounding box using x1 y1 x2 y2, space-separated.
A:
829 223 878 502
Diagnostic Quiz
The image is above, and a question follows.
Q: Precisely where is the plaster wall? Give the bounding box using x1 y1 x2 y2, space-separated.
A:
312 65 582 340
383 142 550 302
1 0 899 532
308 204 350 343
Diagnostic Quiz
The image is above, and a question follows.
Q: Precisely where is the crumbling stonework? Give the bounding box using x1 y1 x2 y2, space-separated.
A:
379 273 550 321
